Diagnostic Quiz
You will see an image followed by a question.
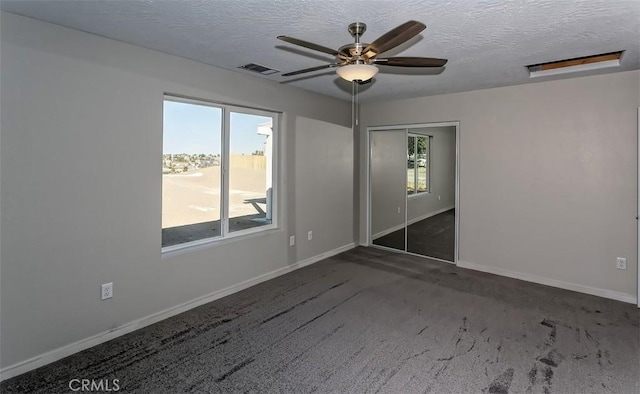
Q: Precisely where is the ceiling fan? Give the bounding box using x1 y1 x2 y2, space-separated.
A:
277 20 448 83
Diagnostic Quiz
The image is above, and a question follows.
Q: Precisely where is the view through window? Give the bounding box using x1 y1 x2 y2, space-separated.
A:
229 112 273 233
407 134 430 195
162 97 276 249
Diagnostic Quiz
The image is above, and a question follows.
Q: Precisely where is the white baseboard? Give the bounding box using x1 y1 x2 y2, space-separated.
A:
371 205 455 240
0 242 356 382
295 243 356 267
457 260 637 304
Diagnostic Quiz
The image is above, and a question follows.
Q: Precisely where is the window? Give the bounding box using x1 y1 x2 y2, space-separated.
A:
407 134 430 195
162 96 277 250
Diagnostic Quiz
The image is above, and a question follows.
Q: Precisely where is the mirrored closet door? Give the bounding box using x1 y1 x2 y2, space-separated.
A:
369 125 457 262
370 130 406 252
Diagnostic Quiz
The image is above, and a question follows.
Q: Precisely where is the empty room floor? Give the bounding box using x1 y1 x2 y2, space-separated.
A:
1 247 638 393
374 209 455 261
407 209 455 261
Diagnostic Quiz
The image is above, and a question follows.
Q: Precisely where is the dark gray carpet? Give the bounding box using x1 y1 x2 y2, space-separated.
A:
372 226 405 251
407 209 455 261
373 209 455 261
2 247 638 393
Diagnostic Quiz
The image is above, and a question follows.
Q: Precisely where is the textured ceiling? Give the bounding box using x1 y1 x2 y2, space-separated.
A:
2 0 639 102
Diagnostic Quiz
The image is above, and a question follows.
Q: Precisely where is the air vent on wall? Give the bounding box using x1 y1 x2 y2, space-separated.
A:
527 51 623 78
239 63 280 75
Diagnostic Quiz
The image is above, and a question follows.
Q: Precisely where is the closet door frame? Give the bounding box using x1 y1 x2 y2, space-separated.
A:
366 121 460 264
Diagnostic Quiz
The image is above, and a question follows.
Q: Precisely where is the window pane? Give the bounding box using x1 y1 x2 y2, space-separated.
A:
162 100 222 247
228 112 273 233
407 136 416 194
416 136 428 193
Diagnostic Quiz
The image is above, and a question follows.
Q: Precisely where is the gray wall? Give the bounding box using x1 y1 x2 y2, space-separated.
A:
360 70 640 299
407 127 456 224
294 117 353 262
0 12 352 369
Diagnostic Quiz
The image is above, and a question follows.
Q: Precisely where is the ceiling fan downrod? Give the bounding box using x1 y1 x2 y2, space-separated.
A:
348 22 366 43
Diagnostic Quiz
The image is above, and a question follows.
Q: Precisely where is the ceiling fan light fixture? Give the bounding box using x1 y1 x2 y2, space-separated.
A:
336 64 379 82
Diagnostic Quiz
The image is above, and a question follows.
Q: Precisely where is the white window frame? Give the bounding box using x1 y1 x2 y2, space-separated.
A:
162 95 279 254
407 133 430 197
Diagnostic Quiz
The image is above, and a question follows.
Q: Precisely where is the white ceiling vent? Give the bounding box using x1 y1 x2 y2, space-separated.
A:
527 51 623 78
239 63 280 75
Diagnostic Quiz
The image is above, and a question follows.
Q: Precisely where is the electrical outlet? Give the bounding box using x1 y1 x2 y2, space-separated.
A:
308 231 313 241
289 235 295 246
616 257 626 270
397 207 401 213
438 195 441 201
101 282 113 300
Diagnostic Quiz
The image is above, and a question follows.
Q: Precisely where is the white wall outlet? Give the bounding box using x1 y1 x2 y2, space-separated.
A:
289 235 295 246
397 207 401 213
438 195 441 201
307 231 313 241
616 257 627 270
101 282 113 300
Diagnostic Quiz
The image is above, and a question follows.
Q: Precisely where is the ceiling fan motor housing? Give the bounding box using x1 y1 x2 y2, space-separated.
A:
338 43 372 62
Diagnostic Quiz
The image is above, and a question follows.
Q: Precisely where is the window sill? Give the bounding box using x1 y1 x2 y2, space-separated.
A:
407 192 431 199
161 224 280 259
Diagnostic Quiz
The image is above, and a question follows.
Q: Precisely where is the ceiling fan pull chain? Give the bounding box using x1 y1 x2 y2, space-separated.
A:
355 81 359 126
351 81 360 127
351 81 356 128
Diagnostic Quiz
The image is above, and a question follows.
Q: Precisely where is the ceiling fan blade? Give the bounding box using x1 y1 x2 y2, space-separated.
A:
374 57 448 67
363 21 426 56
281 63 338 77
277 36 340 57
